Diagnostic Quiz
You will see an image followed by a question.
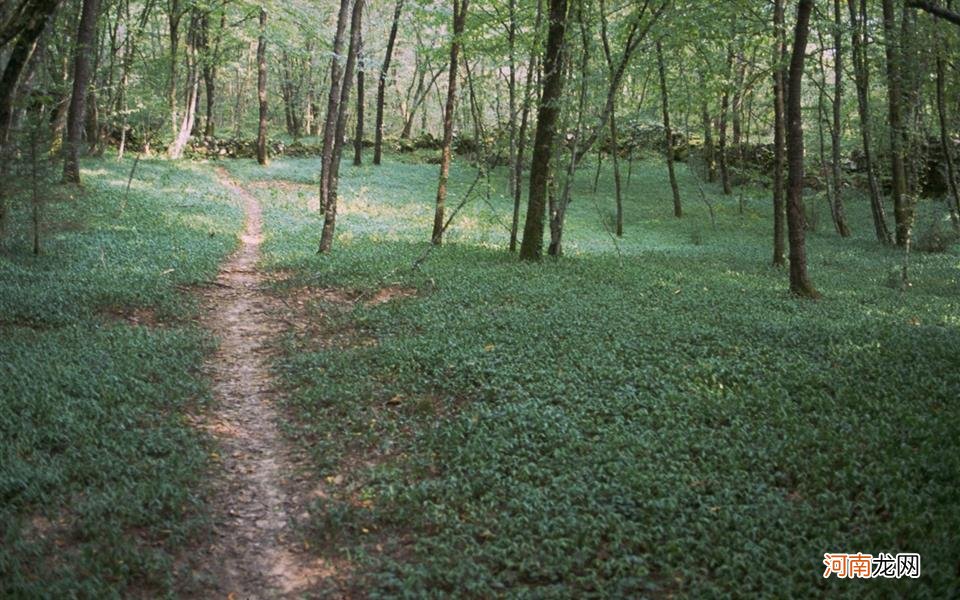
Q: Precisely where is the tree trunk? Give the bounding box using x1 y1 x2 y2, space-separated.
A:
511 0 542 251
353 31 364 166
772 0 787 266
786 0 819 298
167 12 200 159
936 40 960 227
507 0 518 201
657 40 681 218
319 0 363 253
882 0 912 246
168 0 181 137
256 7 268 165
63 0 101 184
319 0 352 213
548 4 588 257
717 46 733 195
374 0 404 165
830 0 852 236
430 0 468 245
698 71 716 183
519 0 569 261
848 0 892 244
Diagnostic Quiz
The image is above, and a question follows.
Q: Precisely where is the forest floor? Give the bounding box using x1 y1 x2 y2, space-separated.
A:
1 151 959 598
186 168 335 597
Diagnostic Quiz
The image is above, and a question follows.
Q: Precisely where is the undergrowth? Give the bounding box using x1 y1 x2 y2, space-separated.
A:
0 158 242 596
231 153 960 598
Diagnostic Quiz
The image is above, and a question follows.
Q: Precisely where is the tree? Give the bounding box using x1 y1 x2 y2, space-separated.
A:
656 39 681 218
353 27 364 166
510 0 542 252
373 0 404 165
62 0 101 184
256 6 268 165
848 0 893 244
882 0 912 246
319 0 352 214
519 0 569 261
772 0 787 266
786 0 819 298
430 0 469 246
906 0 960 25
319 0 363 253
0 0 60 235
168 10 201 159
828 0 851 237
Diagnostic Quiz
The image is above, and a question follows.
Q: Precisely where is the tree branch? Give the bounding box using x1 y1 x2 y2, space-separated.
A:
907 0 960 26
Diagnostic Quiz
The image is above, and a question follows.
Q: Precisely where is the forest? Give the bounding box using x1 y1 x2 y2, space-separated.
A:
1 0 959 596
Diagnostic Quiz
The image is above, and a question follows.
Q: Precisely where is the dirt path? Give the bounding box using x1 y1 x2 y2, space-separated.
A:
191 167 332 598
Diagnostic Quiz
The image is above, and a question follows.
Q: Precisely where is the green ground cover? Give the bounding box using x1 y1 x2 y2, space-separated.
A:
226 153 960 598
0 159 243 596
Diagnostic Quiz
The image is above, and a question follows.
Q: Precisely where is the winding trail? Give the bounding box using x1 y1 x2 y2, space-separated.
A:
192 167 331 597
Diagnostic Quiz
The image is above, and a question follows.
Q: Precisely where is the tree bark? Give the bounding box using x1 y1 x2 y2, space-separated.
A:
717 46 733 195
786 0 819 298
906 0 960 25
698 70 717 183
772 0 787 266
936 37 960 227
63 0 101 184
167 11 200 159
168 0 182 136
882 0 912 246
848 0 892 243
319 0 352 213
657 39 681 218
519 0 569 261
511 0 542 251
319 0 363 253
374 0 404 165
430 0 468 245
353 30 364 166
256 7 268 165
831 0 851 236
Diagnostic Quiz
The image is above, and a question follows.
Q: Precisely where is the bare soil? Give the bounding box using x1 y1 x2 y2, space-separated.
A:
187 168 348 598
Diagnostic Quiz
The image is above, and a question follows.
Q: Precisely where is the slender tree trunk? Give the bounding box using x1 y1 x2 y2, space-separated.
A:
373 0 404 165
657 40 681 218
320 0 353 212
519 0 569 261
507 0 518 200
698 71 717 183
848 0 892 243
936 42 960 227
168 0 181 136
431 0 468 245
63 0 101 184
353 31 364 166
731 48 747 162
319 0 363 253
786 0 819 298
168 13 200 159
772 0 787 266
831 0 852 236
606 110 624 232
882 0 912 246
548 4 588 257
256 7 268 165
718 46 733 195
511 0 542 251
